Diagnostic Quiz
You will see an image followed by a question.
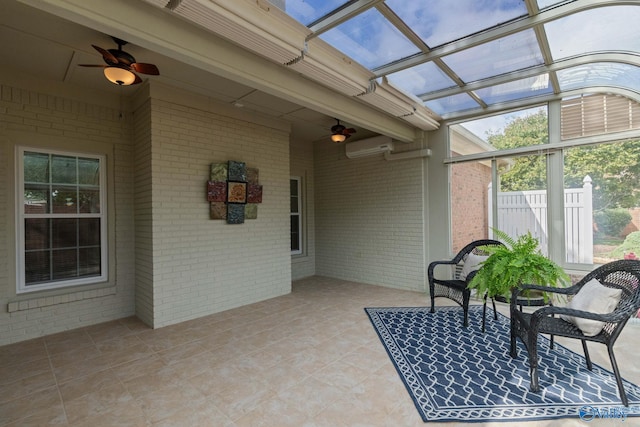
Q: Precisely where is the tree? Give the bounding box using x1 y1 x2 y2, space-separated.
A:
564 141 640 210
486 110 640 211
488 110 549 150
488 110 548 192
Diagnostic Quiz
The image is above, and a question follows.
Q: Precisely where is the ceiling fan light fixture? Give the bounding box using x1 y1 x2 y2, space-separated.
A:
331 134 347 143
104 66 136 85
330 118 355 143
80 38 159 85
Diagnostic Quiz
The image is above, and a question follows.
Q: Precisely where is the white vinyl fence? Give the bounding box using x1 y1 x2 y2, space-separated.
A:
489 176 593 264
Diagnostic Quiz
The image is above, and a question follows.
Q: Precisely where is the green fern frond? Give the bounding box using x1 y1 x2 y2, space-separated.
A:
491 228 517 249
468 228 569 300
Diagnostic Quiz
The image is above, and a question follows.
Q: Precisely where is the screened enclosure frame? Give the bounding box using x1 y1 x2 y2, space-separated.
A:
446 96 640 270
274 0 640 122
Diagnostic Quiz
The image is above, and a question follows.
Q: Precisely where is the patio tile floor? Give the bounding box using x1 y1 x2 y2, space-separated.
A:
0 276 637 426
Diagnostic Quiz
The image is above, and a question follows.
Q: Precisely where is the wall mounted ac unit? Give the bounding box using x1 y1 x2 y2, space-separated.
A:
345 136 394 159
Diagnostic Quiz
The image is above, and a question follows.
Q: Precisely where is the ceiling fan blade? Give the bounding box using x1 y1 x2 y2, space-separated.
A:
345 128 356 134
92 44 118 64
131 62 160 75
78 64 107 68
131 73 143 85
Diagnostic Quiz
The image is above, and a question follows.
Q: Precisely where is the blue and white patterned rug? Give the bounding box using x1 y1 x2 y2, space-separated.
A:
365 305 640 423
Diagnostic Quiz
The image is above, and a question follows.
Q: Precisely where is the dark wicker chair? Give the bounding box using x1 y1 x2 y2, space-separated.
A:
428 239 504 327
510 259 640 406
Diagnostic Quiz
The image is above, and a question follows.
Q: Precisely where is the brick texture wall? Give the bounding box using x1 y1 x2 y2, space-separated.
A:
0 80 293 343
290 137 316 280
0 83 136 345
314 141 426 292
450 160 491 253
133 96 154 327
140 92 291 328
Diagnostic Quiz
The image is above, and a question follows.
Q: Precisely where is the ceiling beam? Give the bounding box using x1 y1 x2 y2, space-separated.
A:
419 52 640 101
307 0 384 38
441 86 640 123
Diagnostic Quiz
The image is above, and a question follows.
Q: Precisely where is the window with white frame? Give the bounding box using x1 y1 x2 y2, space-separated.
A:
17 147 107 293
449 95 640 269
290 177 302 255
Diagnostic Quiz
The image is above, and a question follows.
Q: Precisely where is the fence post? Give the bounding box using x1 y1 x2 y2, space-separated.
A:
488 182 493 238
583 175 593 263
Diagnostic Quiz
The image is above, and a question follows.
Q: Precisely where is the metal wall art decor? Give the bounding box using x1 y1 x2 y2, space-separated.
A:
207 160 263 224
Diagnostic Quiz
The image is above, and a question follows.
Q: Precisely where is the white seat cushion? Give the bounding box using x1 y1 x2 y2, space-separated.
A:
560 278 623 337
459 252 489 281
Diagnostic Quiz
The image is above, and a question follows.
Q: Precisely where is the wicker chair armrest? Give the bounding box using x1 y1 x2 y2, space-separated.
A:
529 305 632 330
428 260 458 280
512 283 578 300
428 259 457 267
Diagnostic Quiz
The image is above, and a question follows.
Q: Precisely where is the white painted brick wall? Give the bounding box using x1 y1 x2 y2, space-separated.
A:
314 140 427 292
143 96 291 328
0 83 136 345
290 138 316 280
0 80 293 343
133 98 155 327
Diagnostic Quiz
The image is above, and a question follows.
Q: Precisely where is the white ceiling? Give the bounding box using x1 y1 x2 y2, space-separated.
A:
1 0 377 143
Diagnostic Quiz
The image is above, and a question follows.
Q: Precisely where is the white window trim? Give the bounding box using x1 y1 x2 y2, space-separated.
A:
16 146 108 293
291 176 303 255
448 98 640 271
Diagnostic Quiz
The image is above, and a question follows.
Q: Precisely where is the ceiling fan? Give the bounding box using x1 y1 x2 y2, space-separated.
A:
79 37 160 86
330 119 356 143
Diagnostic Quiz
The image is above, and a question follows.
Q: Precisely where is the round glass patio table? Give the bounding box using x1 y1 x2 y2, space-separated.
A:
482 290 549 333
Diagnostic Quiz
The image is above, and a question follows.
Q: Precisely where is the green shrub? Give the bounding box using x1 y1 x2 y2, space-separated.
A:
594 208 632 237
610 231 640 259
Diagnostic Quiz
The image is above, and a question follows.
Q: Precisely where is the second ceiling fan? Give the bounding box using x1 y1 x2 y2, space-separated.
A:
330 119 356 143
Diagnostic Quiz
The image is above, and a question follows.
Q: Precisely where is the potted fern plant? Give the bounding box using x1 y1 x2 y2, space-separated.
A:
468 229 570 302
